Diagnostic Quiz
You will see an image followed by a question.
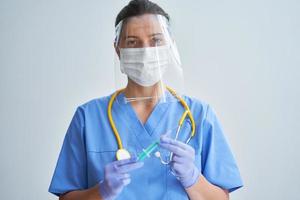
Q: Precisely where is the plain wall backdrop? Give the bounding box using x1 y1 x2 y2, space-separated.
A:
1 0 299 199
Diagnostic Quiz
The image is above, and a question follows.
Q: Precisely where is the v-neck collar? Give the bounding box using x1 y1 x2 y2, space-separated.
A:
115 90 174 136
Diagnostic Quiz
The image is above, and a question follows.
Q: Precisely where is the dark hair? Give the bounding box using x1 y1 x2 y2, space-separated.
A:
115 0 170 27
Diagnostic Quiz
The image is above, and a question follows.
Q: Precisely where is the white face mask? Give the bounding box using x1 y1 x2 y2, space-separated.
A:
120 45 170 87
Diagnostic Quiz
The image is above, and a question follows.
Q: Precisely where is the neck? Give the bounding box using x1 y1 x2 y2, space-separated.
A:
124 80 165 104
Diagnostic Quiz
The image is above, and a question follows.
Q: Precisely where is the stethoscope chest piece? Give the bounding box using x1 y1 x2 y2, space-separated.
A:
116 148 131 160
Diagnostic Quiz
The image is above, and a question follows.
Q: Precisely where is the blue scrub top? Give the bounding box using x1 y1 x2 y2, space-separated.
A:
48 91 243 199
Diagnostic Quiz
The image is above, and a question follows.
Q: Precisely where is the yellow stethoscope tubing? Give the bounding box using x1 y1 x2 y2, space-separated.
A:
166 86 196 137
107 89 124 150
107 87 196 160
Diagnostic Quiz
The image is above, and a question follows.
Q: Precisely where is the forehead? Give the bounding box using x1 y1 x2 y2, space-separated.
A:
121 14 163 36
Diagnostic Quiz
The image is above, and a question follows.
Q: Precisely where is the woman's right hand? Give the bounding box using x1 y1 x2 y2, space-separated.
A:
98 156 144 200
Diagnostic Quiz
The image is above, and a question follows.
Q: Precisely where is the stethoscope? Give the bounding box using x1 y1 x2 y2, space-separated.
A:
107 86 196 162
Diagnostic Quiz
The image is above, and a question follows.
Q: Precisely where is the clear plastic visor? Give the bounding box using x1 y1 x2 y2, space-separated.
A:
113 14 184 104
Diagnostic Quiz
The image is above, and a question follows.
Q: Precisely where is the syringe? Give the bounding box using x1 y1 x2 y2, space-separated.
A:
137 141 159 161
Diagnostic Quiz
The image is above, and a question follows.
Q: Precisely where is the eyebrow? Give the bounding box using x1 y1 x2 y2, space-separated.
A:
125 36 139 39
125 33 164 39
149 33 164 37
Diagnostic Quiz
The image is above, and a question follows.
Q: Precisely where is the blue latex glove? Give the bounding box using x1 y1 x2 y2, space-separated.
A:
98 156 144 200
159 135 200 188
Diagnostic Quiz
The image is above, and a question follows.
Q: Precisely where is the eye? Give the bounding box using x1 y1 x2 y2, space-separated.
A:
125 39 138 47
151 36 164 46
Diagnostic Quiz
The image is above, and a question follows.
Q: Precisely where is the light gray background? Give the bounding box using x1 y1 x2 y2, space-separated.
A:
1 0 299 199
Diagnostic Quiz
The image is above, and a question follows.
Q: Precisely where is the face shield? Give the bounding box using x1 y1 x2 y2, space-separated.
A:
114 14 184 104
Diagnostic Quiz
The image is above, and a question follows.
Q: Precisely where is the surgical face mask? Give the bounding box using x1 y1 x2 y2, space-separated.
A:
120 45 171 87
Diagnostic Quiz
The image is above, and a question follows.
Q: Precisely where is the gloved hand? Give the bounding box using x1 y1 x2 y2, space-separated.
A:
98 156 144 200
159 135 200 188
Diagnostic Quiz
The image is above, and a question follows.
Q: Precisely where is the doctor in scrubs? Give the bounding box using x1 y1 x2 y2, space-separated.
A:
48 0 243 199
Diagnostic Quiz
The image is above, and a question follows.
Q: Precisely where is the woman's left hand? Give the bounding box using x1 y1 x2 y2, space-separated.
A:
159 135 200 189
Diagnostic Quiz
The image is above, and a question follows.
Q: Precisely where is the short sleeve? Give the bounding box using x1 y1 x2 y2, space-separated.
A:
201 105 243 192
48 107 87 196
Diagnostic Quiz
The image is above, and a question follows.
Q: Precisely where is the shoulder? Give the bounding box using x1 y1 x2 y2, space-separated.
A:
181 94 220 126
182 94 208 107
72 92 115 121
78 93 113 111
182 94 210 117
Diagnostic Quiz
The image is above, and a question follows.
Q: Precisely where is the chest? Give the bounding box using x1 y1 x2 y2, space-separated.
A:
133 105 154 125
84 101 203 199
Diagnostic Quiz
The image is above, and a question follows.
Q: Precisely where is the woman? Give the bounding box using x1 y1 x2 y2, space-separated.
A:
48 0 243 199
